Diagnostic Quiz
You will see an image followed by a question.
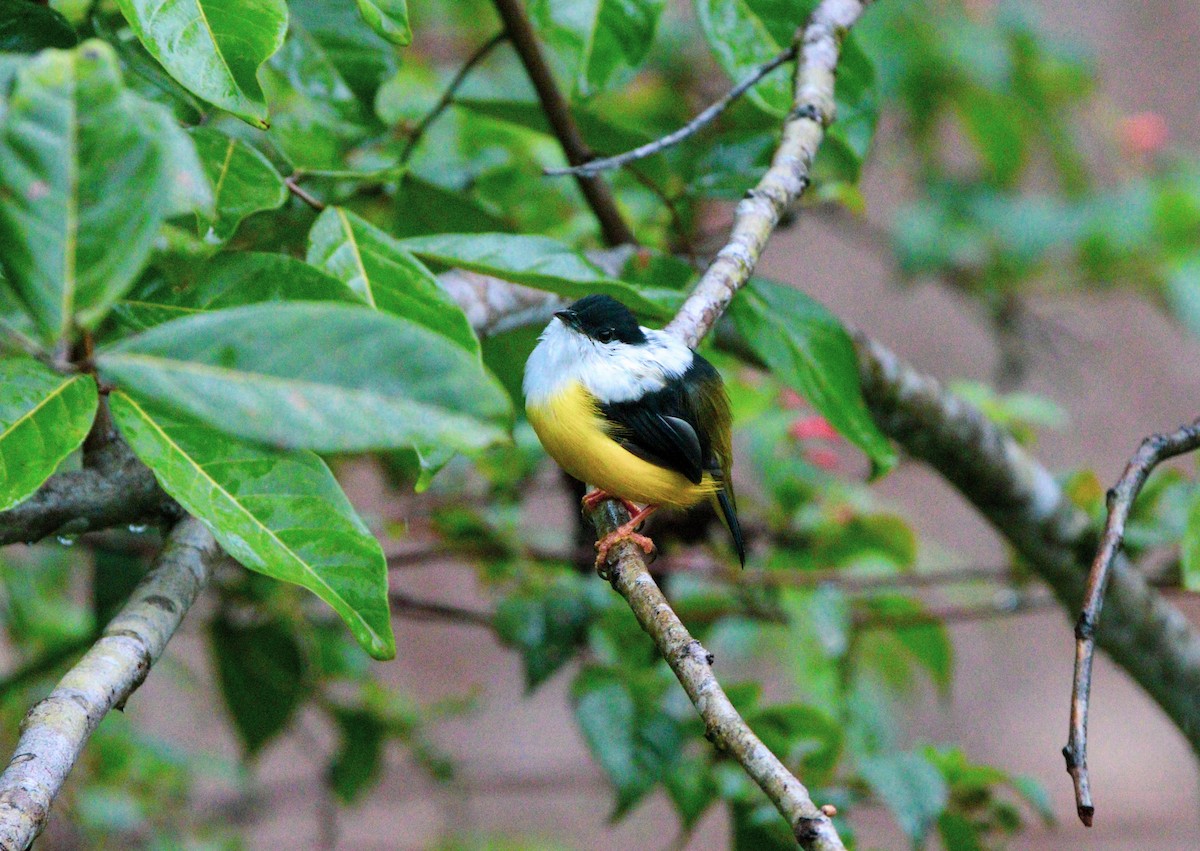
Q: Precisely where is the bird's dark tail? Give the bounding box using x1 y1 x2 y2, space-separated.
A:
715 488 745 567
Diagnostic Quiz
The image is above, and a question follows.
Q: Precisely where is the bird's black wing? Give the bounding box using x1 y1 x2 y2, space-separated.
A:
598 359 719 486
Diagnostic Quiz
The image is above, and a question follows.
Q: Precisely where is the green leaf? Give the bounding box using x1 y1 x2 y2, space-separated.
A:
0 42 183 342
861 594 954 693
210 611 308 756
327 708 386 803
287 0 396 103
1165 253 1200 340
355 0 411 46
1183 486 1200 592
92 546 148 627
97 303 512 454
0 0 77 53
494 577 606 689
397 233 681 319
581 0 667 94
0 357 97 511
113 0 287 127
730 278 896 475
307 208 479 354
571 666 654 813
694 0 798 115
111 252 361 333
109 392 396 659
859 751 948 843
188 128 287 242
937 812 985 851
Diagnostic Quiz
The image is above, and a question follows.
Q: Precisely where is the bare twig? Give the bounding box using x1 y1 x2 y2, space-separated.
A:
0 517 219 849
545 45 799 178
1063 418 1200 826
667 0 870 348
489 0 636 246
400 30 508 164
853 588 1056 631
285 175 325 212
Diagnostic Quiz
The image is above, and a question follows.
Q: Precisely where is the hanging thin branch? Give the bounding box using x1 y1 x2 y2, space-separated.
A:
0 517 220 850
1063 418 1200 826
545 44 798 178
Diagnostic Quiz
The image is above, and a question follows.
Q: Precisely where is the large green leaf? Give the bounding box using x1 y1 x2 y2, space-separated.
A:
113 0 287 127
0 0 77 53
111 252 361 334
307 208 479 354
97 303 512 453
287 0 396 103
188 128 287 242
210 611 308 755
0 357 97 511
582 0 667 94
110 392 395 659
0 42 183 343
355 0 411 46
730 278 896 475
396 233 682 319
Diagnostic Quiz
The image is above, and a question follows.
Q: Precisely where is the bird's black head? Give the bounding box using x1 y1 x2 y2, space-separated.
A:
554 294 646 345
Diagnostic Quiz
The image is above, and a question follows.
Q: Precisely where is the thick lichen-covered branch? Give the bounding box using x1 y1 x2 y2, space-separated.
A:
854 335 1200 775
667 0 871 348
0 517 220 850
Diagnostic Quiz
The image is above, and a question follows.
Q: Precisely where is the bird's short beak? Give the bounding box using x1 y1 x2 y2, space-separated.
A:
554 309 579 329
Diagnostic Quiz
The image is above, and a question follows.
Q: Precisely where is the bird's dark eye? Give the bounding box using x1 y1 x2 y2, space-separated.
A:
596 329 615 344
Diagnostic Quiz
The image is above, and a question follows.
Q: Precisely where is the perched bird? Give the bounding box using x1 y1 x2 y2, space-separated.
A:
523 294 744 568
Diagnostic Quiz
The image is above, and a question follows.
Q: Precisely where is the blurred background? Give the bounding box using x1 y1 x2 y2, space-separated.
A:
4 0 1200 848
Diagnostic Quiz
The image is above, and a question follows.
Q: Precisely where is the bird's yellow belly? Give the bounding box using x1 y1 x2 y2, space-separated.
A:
526 381 715 508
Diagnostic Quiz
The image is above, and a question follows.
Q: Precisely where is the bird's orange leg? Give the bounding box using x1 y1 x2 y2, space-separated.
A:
594 504 658 570
581 488 641 518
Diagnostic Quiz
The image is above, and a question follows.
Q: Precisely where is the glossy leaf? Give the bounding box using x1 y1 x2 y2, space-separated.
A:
113 0 287 127
730 278 896 475
0 357 97 511
355 0 411 46
0 42 183 342
189 128 287 242
582 0 667 93
0 0 77 53
111 252 361 333
287 0 396 103
210 611 308 755
397 232 681 319
109 392 396 659
97 303 512 453
859 750 948 843
307 207 479 354
694 0 797 114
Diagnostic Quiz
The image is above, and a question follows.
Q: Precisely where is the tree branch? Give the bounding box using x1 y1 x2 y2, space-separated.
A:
1064 418 1200 826
545 44 799 178
854 334 1200 820
489 0 636 247
667 0 870 348
0 516 220 850
0 434 173 546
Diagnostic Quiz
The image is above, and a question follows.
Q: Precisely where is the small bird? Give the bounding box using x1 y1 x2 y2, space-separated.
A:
523 294 744 568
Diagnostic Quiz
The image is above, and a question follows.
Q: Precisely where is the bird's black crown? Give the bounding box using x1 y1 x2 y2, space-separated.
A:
558 294 646 345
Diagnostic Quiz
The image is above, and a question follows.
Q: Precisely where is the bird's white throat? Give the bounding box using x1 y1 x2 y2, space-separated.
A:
523 317 693 407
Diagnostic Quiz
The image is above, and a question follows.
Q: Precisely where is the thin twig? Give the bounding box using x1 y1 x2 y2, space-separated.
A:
853 589 1055 631
667 0 870 348
400 30 508 164
389 590 493 629
285 175 325 212
1063 418 1200 827
545 44 799 178
489 0 635 247
0 517 220 849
